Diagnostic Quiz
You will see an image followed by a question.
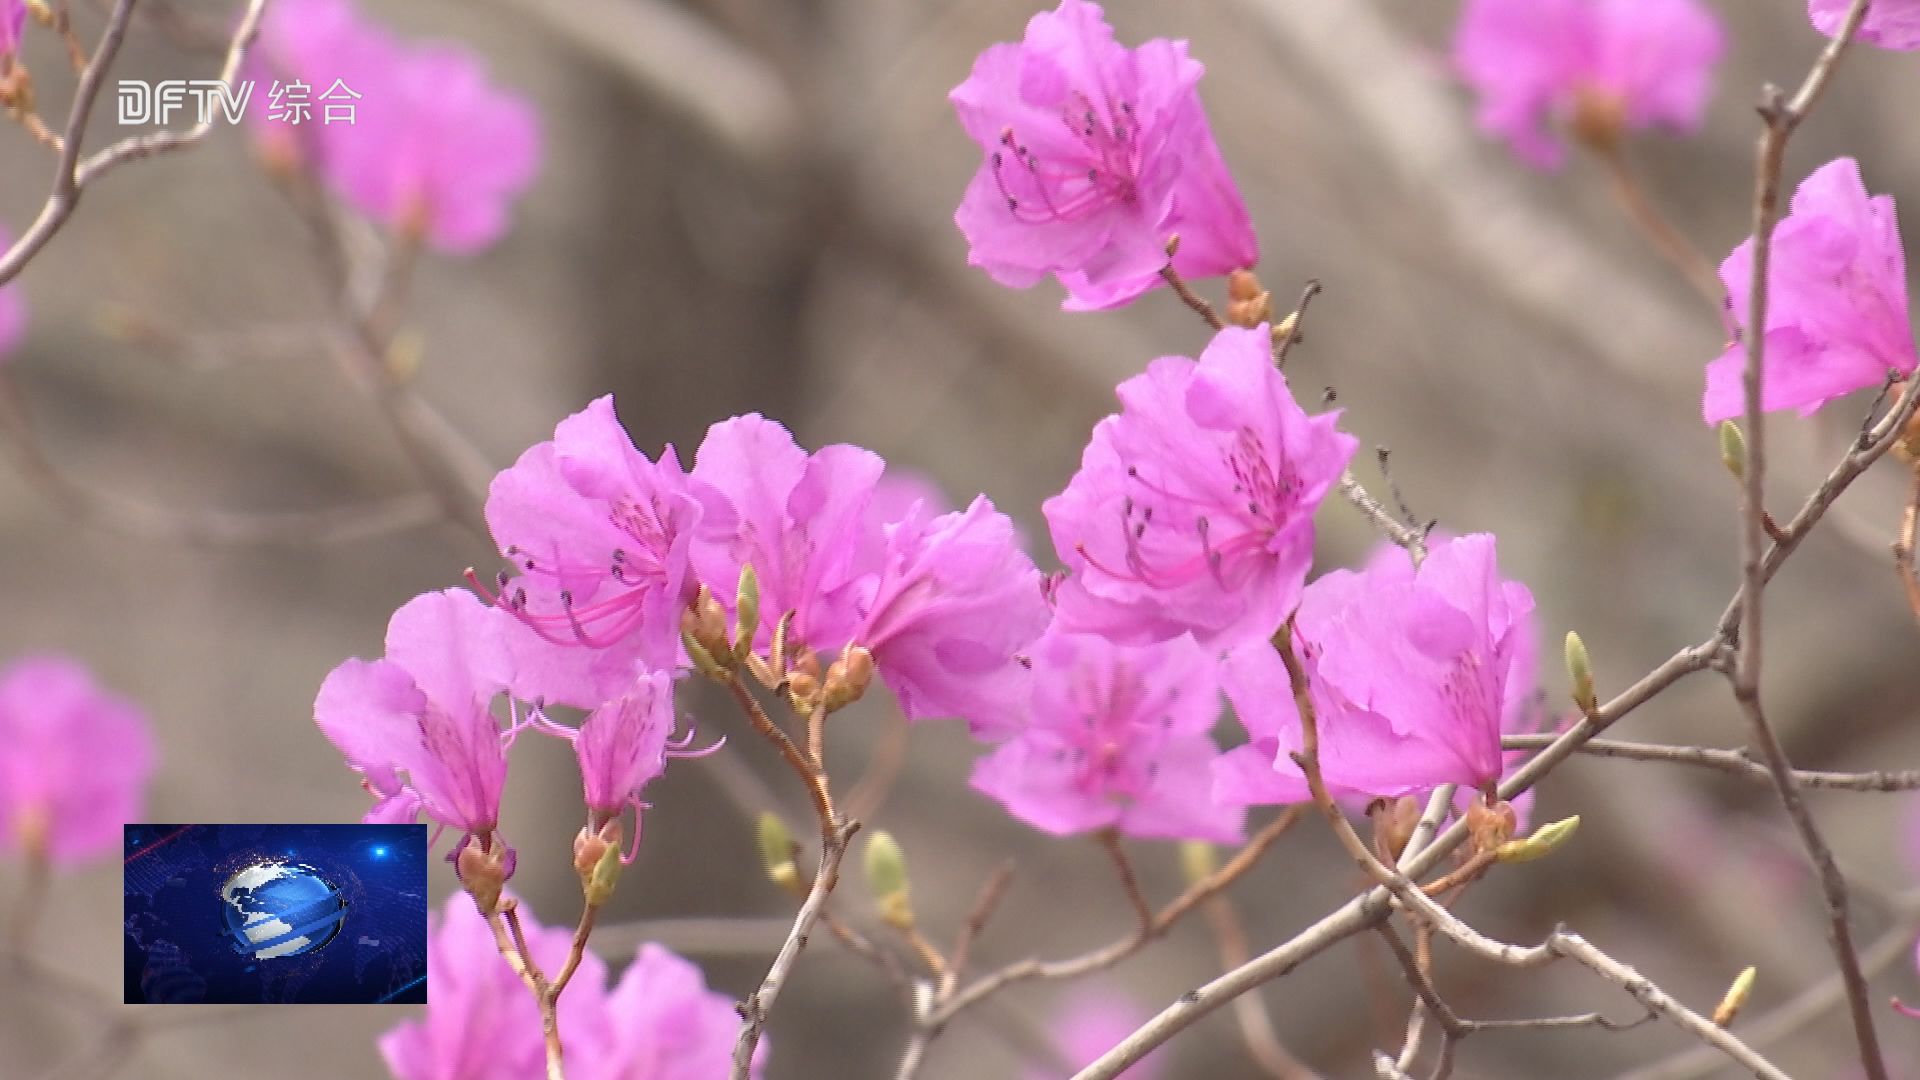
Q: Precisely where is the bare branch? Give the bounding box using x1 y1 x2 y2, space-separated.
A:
733 819 860 1079
1501 733 1920 791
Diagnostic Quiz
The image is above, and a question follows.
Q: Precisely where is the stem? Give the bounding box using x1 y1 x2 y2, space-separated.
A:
1590 140 1723 310
1096 829 1153 934
732 819 859 1078
723 673 837 842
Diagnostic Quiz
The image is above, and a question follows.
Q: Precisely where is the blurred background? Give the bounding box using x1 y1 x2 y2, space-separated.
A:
4 0 1920 1076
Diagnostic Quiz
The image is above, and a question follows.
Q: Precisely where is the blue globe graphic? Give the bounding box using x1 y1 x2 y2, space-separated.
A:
219 861 347 959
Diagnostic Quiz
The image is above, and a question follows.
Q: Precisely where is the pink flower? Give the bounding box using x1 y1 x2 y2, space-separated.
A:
483 396 721 706
1703 158 1917 423
380 893 759 1079
584 943 755 1080
0 227 23 360
0 654 155 866
379 892 603 1080
1024 989 1166 1080
1217 535 1534 804
252 0 540 254
852 497 1050 732
689 414 885 658
1045 325 1356 650
1811 0 1920 51
950 0 1256 311
314 589 516 838
1453 0 1723 168
971 627 1242 843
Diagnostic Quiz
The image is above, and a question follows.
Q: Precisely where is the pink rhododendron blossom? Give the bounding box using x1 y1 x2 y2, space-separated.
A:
1046 325 1356 650
483 396 720 705
972 628 1242 842
251 0 540 254
1453 0 1723 168
950 0 1257 311
1024 990 1166 1079
0 227 24 360
1811 0 1920 51
1217 535 1534 804
0 654 155 866
380 893 758 1079
853 497 1050 732
314 589 516 838
690 414 885 656
1703 158 1917 423
569 669 675 821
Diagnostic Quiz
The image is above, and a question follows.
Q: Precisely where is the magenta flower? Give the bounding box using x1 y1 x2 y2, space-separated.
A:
0 655 155 866
483 396 722 706
380 892 604 1080
329 43 541 254
314 589 516 840
586 942 758 1080
0 227 23 360
853 496 1050 732
971 627 1242 843
1024 989 1166 1080
1811 0 1920 51
571 671 674 821
1212 640 1411 809
950 0 1257 311
1703 158 1917 423
252 0 540 254
1045 325 1356 650
689 413 885 658
1453 0 1723 168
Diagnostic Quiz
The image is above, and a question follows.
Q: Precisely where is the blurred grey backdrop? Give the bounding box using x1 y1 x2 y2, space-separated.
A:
4 0 1920 1077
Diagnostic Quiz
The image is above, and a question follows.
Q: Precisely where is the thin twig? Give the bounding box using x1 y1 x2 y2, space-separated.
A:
1732 2 1884 1073
1502 733 1920 790
1589 140 1724 310
941 859 1016 1000
723 674 837 842
1097 829 1153 934
1204 893 1317 1079
1892 464 1920 623
733 819 860 1079
1272 279 1321 367
1160 263 1224 331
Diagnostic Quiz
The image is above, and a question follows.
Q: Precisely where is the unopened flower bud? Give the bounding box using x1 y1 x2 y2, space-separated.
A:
864 830 914 931
387 328 425 383
1371 795 1424 864
1565 631 1596 715
456 838 515 916
1718 420 1747 482
757 812 802 894
573 818 623 904
1494 815 1580 864
732 564 761 664
1712 966 1757 1027
821 646 875 713
584 831 624 907
682 587 731 670
24 0 52 26
1179 840 1218 887
785 669 821 711
1225 270 1271 329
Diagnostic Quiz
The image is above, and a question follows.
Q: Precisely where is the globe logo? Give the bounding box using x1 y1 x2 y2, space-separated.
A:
219 861 347 959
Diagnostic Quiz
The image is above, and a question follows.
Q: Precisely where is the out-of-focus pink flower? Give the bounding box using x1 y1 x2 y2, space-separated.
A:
0 654 155 866
380 892 602 1080
950 0 1256 311
0 227 24 361
690 414 885 658
1811 0 1920 50
483 396 721 706
1453 0 1723 168
853 497 1049 733
1703 158 1917 423
972 627 1242 842
1045 325 1355 650
584 942 758 1080
379 893 759 1079
1023 989 1165 1080
251 0 540 254
314 589 515 839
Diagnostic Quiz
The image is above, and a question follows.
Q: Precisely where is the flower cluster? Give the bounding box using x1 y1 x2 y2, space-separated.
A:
1453 0 1723 167
380 893 756 1078
251 0 541 254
